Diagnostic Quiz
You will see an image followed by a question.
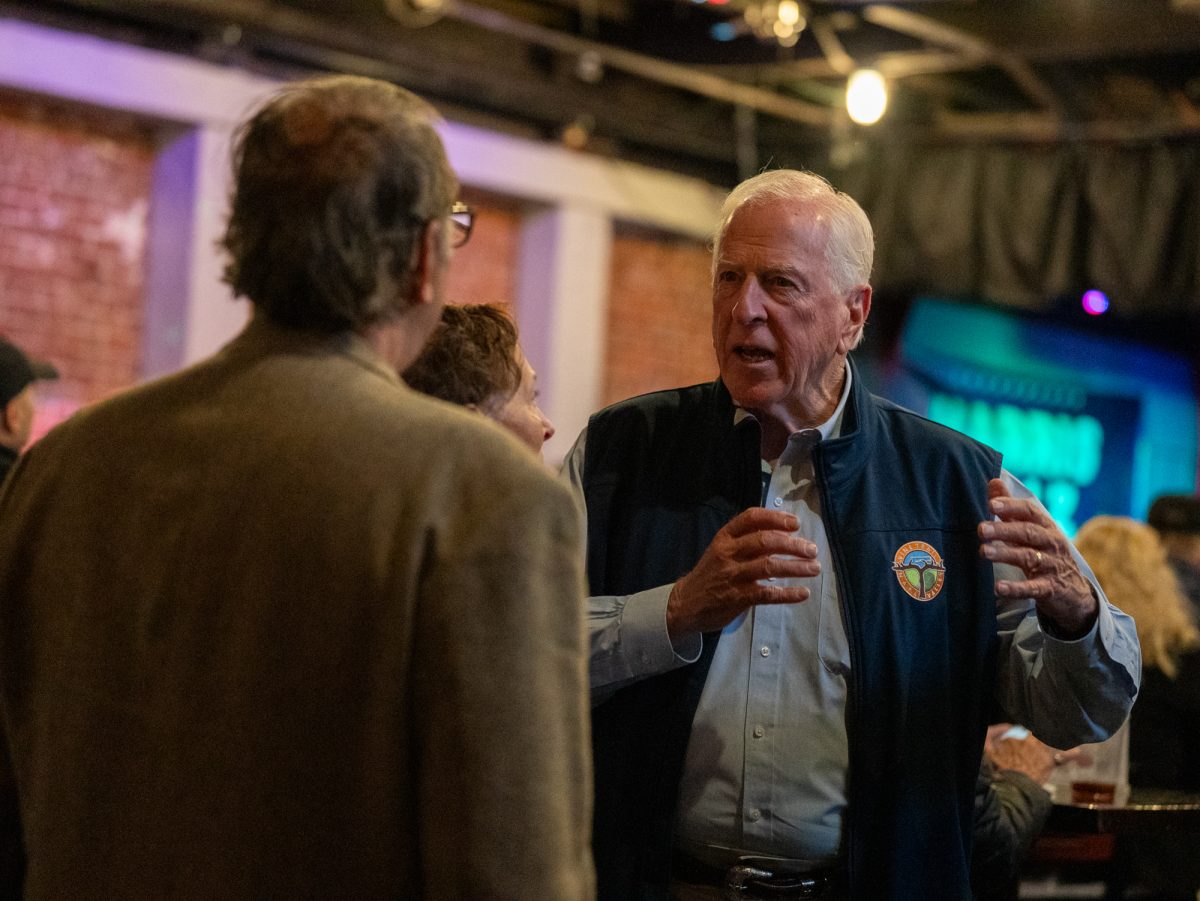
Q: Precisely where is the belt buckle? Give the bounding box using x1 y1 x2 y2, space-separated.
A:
721 857 829 900
722 862 775 900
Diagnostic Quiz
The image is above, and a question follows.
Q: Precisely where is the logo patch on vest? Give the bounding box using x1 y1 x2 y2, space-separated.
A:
892 541 946 601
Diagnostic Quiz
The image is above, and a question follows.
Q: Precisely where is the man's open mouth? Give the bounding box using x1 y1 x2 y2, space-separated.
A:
734 346 774 363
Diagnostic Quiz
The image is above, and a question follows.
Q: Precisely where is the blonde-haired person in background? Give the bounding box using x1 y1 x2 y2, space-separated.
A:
1075 514 1200 901
403 303 555 458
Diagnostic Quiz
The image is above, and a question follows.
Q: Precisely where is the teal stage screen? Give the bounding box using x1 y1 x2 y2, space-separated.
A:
879 298 1197 535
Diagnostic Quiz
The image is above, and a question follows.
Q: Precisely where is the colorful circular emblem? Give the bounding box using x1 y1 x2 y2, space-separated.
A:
891 541 946 601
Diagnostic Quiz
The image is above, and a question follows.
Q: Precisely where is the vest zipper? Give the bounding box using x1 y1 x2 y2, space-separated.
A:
812 441 862 896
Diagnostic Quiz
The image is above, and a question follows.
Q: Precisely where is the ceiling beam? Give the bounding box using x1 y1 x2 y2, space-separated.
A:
12 0 1200 156
862 4 1061 115
0 0 754 170
931 108 1200 143
448 0 834 127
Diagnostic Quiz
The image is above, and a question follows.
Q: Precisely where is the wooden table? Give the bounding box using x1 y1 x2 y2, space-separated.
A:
1046 789 1200 835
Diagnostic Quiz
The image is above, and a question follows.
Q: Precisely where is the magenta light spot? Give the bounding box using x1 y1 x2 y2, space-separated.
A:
1081 290 1109 316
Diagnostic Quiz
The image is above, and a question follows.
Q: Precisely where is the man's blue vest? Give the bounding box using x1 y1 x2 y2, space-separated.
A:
582 363 1003 901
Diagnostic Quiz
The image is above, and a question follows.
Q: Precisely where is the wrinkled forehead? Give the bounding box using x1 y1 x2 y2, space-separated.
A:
714 196 832 262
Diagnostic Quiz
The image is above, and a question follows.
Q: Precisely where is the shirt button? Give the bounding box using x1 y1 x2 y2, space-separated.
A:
749 808 762 821
760 646 770 657
772 497 783 507
753 725 765 738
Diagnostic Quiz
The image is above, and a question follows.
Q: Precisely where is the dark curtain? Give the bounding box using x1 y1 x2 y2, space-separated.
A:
838 139 1200 318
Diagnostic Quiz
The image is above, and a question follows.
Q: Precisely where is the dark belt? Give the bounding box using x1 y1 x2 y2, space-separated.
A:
671 850 846 900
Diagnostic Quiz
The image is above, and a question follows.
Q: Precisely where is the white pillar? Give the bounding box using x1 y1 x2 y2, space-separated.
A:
142 125 247 377
179 125 248 365
0 20 275 372
515 204 613 466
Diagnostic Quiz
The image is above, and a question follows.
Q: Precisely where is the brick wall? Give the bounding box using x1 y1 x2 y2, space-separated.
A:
0 89 157 440
0 87 710 439
446 188 521 312
603 223 717 407
0 105 527 442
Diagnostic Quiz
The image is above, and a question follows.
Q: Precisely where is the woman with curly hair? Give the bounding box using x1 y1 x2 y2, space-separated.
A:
1074 514 1200 901
403 303 555 457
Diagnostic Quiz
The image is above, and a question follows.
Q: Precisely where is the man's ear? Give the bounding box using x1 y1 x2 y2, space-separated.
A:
0 395 24 444
409 220 443 308
841 284 872 353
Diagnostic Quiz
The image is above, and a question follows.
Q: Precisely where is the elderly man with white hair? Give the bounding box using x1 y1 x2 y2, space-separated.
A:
566 169 1140 901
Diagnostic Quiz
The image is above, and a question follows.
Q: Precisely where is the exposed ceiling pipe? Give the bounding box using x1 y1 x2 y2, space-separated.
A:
809 17 856 76
18 0 1200 145
862 4 1062 116
6 0 751 162
447 0 833 128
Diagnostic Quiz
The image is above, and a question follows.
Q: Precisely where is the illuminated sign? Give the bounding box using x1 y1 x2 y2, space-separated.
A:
925 391 1139 535
889 296 1197 528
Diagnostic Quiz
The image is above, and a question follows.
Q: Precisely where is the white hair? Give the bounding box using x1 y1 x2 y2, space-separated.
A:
711 169 875 295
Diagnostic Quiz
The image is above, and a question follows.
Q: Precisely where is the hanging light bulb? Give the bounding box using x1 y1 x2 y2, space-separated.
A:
739 0 807 46
846 68 888 125
777 0 803 28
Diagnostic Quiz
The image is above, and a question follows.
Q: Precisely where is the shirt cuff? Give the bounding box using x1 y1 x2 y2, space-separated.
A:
622 584 702 673
1036 593 1110 656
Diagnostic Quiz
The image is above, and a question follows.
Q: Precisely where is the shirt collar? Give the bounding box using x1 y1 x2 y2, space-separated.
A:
732 362 854 444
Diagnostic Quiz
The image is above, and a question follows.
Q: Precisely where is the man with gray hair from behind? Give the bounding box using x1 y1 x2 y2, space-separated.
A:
566 168 1140 901
0 75 592 900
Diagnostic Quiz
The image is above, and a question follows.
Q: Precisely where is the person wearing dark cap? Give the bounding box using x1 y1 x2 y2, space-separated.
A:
1148 493 1200 621
0 337 58 484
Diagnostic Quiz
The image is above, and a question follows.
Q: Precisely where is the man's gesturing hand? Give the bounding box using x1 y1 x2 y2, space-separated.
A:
978 478 1098 639
666 507 820 638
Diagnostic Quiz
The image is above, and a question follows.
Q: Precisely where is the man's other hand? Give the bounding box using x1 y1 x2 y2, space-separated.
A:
978 478 1098 639
666 507 819 638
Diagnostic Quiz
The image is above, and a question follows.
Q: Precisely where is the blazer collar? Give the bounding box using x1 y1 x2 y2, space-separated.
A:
220 313 402 387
